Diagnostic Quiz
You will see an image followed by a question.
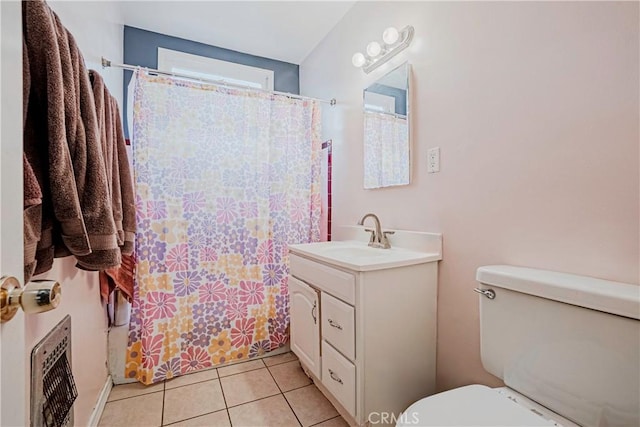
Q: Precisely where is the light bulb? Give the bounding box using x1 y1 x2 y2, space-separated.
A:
366 41 382 57
382 27 400 45
352 52 366 68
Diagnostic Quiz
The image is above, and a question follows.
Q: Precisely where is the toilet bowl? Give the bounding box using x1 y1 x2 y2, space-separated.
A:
398 385 577 426
398 265 640 427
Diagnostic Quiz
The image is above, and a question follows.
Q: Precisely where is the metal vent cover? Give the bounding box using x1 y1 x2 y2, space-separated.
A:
31 315 76 427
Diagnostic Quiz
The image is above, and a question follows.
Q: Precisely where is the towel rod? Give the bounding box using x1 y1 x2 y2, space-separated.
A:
101 57 337 106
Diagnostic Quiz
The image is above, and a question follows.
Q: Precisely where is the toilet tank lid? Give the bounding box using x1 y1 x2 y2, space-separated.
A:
476 265 640 320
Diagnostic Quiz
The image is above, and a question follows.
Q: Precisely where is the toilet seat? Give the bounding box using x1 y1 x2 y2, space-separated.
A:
397 385 577 427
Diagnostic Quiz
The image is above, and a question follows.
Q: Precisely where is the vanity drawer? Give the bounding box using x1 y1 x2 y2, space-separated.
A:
290 254 355 305
322 340 356 417
321 293 355 360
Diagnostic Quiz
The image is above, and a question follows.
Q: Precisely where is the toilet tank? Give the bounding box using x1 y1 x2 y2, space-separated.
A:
476 265 640 427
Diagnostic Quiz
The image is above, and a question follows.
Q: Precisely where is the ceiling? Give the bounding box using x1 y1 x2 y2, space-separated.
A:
120 1 356 64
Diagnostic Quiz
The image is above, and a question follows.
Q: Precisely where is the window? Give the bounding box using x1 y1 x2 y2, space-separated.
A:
157 48 274 90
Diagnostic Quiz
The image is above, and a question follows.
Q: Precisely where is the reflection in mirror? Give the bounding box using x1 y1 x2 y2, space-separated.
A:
363 62 410 189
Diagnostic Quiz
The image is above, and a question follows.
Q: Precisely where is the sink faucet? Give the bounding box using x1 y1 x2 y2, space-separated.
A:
357 213 394 249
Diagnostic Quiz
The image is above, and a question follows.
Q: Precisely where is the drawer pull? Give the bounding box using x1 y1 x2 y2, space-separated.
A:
328 369 343 384
328 319 343 330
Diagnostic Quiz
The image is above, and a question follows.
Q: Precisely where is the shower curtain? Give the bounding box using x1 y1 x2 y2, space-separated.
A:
126 72 321 384
363 111 409 188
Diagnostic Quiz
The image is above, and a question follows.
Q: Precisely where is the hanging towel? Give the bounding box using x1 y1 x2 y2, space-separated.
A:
51 12 78 169
111 97 136 255
23 0 91 276
22 38 42 283
108 95 123 247
89 71 118 242
23 155 42 283
50 11 85 259
66 31 121 271
99 254 136 302
89 71 135 255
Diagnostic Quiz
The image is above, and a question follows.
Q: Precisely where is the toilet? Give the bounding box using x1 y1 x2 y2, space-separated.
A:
398 265 640 427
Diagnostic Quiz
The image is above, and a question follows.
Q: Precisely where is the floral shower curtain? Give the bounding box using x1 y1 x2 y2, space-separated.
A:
126 72 322 384
363 111 409 188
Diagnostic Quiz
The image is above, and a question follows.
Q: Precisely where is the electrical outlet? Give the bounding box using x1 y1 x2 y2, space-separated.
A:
428 147 440 173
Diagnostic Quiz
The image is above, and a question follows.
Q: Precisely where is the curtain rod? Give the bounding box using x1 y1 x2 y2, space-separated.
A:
101 57 336 106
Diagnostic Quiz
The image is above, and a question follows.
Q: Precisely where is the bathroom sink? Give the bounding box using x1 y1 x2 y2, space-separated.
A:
288 240 441 271
322 246 390 259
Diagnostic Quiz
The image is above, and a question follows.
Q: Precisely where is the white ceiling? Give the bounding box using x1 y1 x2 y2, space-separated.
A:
120 1 356 64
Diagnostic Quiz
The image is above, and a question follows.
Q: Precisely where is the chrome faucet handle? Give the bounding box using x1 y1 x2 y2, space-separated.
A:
364 228 377 244
379 230 394 249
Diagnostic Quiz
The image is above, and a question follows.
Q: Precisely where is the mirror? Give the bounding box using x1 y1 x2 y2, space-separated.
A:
363 62 410 189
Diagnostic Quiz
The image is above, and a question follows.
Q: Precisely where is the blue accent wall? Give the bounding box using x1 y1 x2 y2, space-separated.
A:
123 26 300 136
366 83 407 116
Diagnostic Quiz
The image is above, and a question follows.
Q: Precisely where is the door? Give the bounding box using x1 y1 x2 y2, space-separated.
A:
0 1 28 426
289 276 321 378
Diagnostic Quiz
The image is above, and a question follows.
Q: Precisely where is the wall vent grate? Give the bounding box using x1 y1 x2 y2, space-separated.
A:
31 315 76 427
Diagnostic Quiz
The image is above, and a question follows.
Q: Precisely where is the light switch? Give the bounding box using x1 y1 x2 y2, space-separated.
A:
428 147 440 173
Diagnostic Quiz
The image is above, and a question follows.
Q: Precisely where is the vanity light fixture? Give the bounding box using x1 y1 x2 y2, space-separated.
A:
352 25 414 74
366 41 382 57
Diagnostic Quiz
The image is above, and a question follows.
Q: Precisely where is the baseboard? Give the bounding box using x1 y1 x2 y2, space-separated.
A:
87 375 112 427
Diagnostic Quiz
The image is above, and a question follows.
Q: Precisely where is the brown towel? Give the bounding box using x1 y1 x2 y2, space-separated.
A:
23 38 41 283
112 98 136 255
23 0 91 276
89 71 136 256
52 12 78 169
108 95 123 246
99 254 136 302
23 155 42 283
51 11 84 259
66 31 121 271
89 72 119 241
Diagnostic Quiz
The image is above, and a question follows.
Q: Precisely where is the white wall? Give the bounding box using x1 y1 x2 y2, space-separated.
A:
301 1 639 391
50 1 124 106
29 2 123 425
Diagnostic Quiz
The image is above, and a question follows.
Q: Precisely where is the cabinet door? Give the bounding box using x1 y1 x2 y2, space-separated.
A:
289 276 321 378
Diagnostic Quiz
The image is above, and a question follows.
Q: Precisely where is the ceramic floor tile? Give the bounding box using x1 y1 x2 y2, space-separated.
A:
311 416 350 427
285 385 339 426
99 392 163 427
163 409 230 427
268 360 312 392
107 381 164 402
165 368 218 389
217 359 265 377
228 394 300 427
163 379 226 425
263 351 299 367
219 367 280 407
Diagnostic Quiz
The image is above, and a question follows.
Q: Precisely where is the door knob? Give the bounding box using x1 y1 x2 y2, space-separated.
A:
1 276 61 323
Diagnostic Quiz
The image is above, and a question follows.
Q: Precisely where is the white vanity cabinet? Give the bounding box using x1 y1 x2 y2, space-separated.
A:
288 236 441 427
288 277 321 378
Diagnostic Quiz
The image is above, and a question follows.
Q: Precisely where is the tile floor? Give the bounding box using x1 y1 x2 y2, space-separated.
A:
99 352 349 427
